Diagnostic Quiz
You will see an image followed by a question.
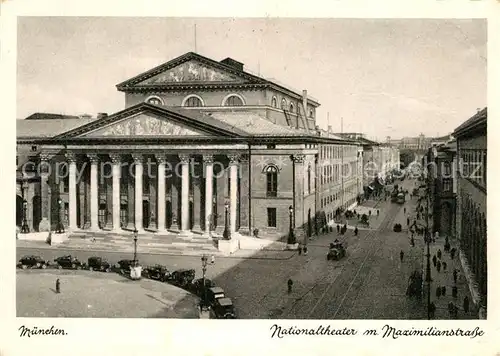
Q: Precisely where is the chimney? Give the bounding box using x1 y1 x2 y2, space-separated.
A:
97 112 108 119
327 125 332 134
220 58 244 71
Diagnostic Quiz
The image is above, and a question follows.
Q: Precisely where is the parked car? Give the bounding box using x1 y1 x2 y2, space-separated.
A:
170 269 196 288
18 255 48 269
206 286 226 306
87 256 112 272
116 259 135 275
191 278 216 297
54 255 85 270
142 264 171 282
210 297 236 319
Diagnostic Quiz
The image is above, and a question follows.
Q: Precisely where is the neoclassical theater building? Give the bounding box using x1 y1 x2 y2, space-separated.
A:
16 52 362 244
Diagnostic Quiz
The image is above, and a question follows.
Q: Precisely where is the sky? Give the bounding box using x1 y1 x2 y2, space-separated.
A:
17 17 486 140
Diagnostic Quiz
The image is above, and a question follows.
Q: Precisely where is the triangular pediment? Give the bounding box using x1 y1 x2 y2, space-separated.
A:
83 112 212 138
138 59 246 85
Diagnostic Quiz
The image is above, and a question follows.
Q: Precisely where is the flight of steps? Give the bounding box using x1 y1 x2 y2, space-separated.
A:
57 230 221 255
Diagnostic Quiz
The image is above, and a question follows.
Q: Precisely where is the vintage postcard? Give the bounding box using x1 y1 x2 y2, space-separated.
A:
1 0 498 355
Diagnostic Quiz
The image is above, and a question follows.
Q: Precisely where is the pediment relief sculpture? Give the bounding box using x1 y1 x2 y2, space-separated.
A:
86 114 205 137
141 60 241 84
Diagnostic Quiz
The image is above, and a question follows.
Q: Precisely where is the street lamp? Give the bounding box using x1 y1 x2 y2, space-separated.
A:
223 201 230 240
200 254 215 308
288 205 295 244
56 198 65 233
21 199 29 233
133 229 138 264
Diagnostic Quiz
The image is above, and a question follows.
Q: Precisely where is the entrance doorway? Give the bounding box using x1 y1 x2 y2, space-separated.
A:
142 200 149 229
32 195 41 231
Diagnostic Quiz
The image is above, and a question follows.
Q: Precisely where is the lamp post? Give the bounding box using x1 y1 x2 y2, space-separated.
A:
288 205 295 244
223 201 230 240
21 199 29 233
56 198 64 233
133 228 138 264
200 254 214 308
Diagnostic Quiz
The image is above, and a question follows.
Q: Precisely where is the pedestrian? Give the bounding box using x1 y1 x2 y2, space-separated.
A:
298 245 302 256
407 217 410 226
453 304 459 319
450 248 456 260
432 255 437 267
287 279 293 294
452 285 458 298
410 238 415 247
463 296 470 314
436 286 441 298
436 260 441 273
337 224 340 233
369 210 372 216
303 246 308 256
429 302 436 319
442 261 447 271
404 207 406 214
55 278 60 294
354 227 358 236
437 249 442 259
453 269 458 284
417 212 420 220
399 250 404 262
441 286 446 296
344 223 347 231
448 302 454 318
377 209 380 217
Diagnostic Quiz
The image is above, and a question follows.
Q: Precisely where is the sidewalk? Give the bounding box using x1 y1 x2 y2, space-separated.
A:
421 237 477 319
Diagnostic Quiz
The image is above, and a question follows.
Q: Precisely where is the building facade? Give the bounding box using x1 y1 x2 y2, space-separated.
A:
16 52 362 244
454 107 487 316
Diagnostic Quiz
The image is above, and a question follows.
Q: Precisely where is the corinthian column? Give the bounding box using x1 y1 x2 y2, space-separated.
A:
228 154 239 235
155 154 167 233
110 153 122 232
132 154 144 232
66 152 78 231
87 153 100 231
179 154 191 234
203 154 214 237
38 152 52 232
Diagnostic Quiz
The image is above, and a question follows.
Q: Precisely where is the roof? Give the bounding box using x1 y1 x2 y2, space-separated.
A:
453 108 487 137
115 52 320 106
336 133 379 146
217 297 233 306
203 111 310 137
25 113 81 120
209 287 224 294
17 117 96 138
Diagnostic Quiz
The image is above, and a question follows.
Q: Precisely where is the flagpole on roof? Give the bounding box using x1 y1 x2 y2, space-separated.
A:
194 24 197 53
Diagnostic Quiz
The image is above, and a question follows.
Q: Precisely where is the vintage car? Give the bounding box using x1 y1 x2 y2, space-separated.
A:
191 278 216 297
18 255 48 269
210 297 236 319
142 264 171 282
327 241 346 261
87 256 112 272
206 286 226 306
54 255 85 270
170 269 196 288
116 259 135 275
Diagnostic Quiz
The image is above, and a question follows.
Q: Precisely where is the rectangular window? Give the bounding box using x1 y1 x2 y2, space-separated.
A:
267 208 277 227
442 179 451 192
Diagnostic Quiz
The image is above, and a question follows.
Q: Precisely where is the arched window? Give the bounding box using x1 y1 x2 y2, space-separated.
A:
146 96 164 106
309 109 314 118
289 103 295 113
223 94 244 106
265 165 278 197
271 96 277 108
281 98 287 110
183 95 204 107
